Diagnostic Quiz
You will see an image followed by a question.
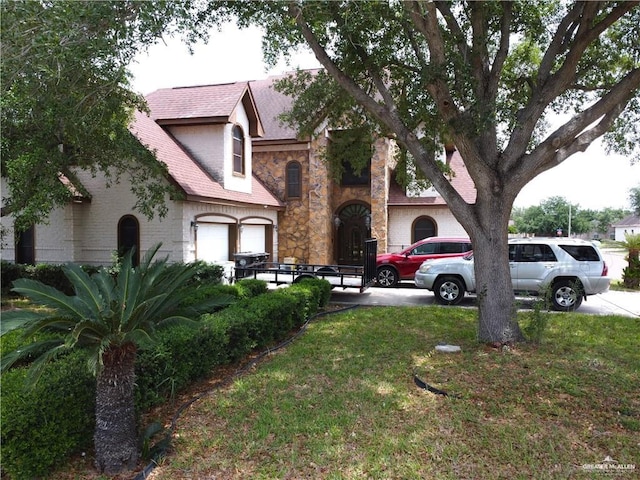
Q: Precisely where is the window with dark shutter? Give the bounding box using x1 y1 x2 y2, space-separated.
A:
286 161 301 198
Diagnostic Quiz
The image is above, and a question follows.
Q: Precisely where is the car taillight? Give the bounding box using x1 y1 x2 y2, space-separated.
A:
602 262 608 276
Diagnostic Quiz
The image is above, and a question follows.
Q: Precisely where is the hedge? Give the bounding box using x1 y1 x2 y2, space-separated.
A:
0 260 226 299
0 351 96 479
0 278 331 479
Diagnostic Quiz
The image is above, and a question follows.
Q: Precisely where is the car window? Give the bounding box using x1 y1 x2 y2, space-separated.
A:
412 243 437 255
440 242 465 254
559 245 600 261
509 244 517 261
516 244 557 262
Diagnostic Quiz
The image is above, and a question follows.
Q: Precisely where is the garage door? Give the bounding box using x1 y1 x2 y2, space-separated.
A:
240 224 266 253
196 223 229 263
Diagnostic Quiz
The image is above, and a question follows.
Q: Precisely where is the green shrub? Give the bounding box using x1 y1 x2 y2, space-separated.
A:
25 263 75 294
135 321 229 411
0 351 96 480
1 262 101 297
180 283 242 310
1 261 27 297
235 278 269 297
183 260 226 286
203 280 318 361
292 278 332 308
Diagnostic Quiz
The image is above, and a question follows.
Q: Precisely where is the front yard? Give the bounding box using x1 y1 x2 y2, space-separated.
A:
59 305 639 479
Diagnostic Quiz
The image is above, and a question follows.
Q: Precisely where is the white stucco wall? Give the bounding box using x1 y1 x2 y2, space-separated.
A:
614 225 639 242
168 124 226 183
386 206 469 252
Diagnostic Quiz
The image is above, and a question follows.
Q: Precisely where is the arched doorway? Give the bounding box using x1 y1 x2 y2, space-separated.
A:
334 202 371 265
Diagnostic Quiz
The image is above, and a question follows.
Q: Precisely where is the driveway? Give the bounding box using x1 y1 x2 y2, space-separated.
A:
329 284 640 318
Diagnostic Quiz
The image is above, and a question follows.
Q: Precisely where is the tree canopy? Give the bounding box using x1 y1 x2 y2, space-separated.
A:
218 0 640 342
511 197 628 237
0 1 209 231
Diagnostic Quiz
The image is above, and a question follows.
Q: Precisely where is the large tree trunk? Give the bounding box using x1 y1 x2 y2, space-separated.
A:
470 199 525 344
94 343 139 474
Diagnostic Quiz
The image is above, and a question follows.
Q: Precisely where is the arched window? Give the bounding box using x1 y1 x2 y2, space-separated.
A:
232 125 245 175
413 216 436 243
286 161 301 198
118 215 140 266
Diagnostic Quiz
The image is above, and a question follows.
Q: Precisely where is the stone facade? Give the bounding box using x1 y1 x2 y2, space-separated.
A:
253 131 399 264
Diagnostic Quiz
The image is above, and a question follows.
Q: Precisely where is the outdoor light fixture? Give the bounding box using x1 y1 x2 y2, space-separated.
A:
190 221 198 231
333 215 342 228
364 213 371 229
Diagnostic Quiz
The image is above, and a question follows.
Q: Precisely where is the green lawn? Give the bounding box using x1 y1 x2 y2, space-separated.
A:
64 305 639 479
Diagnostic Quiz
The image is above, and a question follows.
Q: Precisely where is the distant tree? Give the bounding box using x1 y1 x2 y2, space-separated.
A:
594 207 629 235
630 185 640 215
512 197 583 236
221 1 640 343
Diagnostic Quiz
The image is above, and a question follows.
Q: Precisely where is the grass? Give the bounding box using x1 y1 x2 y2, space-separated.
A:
58 305 639 479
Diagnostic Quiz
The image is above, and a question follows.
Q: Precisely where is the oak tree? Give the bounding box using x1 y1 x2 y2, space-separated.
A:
221 0 640 342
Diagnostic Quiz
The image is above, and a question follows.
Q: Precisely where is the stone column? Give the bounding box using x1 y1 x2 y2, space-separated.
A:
307 133 333 264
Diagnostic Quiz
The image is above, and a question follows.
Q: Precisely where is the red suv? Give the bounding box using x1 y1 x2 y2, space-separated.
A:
376 237 472 287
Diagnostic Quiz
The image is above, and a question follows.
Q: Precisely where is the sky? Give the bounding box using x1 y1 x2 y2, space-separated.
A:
129 24 639 212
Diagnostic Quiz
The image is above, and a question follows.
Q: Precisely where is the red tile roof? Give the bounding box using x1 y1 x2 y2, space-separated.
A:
388 150 477 205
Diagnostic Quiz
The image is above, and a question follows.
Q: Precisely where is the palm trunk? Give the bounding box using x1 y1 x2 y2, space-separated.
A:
94 343 139 474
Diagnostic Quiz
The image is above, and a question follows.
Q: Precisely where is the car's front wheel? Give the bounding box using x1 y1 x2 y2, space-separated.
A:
433 276 465 305
550 279 583 311
376 266 399 287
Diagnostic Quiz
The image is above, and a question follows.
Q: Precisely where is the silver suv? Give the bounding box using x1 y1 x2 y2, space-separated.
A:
414 238 610 311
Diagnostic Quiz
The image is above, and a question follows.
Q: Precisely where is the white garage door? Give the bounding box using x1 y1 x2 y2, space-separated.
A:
196 223 229 263
240 225 266 253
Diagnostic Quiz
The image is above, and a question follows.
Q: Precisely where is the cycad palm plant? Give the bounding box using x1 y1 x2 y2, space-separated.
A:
1 245 232 475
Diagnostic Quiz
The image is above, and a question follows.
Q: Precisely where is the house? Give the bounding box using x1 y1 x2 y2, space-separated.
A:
1 72 474 268
612 214 640 242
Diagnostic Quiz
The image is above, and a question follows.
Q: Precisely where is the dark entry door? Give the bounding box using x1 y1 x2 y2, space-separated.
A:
335 203 371 265
16 225 35 265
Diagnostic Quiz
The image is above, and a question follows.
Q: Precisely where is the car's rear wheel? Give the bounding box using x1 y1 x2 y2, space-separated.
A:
433 276 465 305
550 279 583 311
376 266 399 287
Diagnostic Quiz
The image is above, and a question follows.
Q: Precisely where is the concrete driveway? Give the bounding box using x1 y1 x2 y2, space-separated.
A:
329 247 639 317
329 284 640 318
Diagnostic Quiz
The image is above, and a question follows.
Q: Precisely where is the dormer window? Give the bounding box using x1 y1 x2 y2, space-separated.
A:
232 125 245 175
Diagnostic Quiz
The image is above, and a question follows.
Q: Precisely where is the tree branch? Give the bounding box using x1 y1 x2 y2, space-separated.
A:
505 2 638 165
516 67 640 181
288 2 470 212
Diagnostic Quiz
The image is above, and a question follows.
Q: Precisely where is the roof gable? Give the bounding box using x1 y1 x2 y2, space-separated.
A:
130 111 281 207
146 82 264 137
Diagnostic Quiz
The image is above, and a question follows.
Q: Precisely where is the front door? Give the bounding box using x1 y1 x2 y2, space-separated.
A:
335 203 371 265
